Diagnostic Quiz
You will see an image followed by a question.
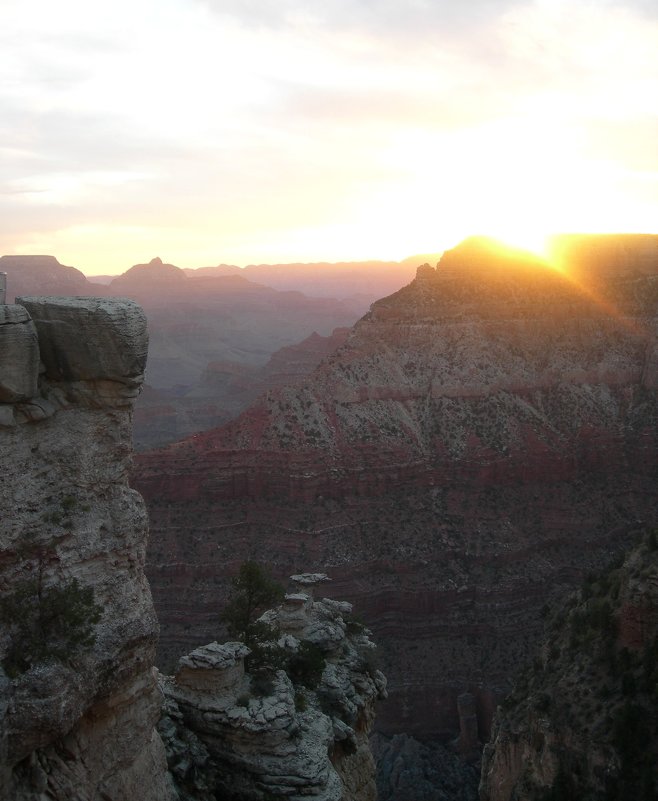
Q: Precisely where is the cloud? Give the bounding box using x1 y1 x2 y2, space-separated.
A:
195 0 516 34
1 0 657 269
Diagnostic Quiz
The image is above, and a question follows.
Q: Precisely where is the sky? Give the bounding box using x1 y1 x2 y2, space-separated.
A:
1 0 657 275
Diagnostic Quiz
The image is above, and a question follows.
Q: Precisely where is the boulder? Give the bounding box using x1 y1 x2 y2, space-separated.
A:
176 642 250 696
16 297 148 387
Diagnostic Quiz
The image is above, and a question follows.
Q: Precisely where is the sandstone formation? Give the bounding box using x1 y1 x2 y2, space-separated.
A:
0 297 174 799
159 578 387 801
0 255 364 448
479 530 658 800
135 235 658 743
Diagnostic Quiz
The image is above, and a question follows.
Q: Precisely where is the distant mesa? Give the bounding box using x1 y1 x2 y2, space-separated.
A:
183 263 242 278
0 254 91 302
109 257 187 290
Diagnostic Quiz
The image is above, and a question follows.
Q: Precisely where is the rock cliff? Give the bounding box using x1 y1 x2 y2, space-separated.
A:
479 529 658 800
135 235 658 742
159 574 386 801
0 296 174 799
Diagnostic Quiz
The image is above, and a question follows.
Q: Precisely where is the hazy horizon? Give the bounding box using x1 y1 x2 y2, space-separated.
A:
4 229 658 279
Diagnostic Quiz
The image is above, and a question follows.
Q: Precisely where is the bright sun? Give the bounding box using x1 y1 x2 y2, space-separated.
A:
348 113 653 268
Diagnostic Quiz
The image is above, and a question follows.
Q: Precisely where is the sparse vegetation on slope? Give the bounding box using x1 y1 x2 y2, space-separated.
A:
481 529 658 801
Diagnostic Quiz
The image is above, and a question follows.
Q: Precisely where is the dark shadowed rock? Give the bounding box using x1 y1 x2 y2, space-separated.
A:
480 531 658 800
373 732 479 801
0 305 39 403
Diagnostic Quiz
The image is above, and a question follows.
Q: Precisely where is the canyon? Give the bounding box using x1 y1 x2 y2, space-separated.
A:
135 234 658 746
1 235 657 798
0 294 384 800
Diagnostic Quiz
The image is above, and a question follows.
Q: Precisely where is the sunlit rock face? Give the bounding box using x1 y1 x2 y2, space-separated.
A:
159 582 386 801
0 297 174 800
136 234 658 742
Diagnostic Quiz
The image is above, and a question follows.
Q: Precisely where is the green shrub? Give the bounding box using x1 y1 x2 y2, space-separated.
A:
0 577 102 677
60 495 76 511
287 641 326 690
220 561 284 646
294 690 308 712
245 635 287 679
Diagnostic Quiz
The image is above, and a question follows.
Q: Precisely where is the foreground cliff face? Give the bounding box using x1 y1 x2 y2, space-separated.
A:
0 297 174 799
480 529 658 801
136 234 658 741
159 574 386 801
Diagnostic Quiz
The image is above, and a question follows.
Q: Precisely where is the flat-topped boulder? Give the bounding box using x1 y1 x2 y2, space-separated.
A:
290 573 330 585
176 641 249 696
16 297 148 386
0 304 39 403
284 592 311 604
290 573 331 599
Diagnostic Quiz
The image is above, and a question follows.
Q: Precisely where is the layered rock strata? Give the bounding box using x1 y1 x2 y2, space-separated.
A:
159 576 386 801
0 296 174 799
136 235 658 741
479 530 658 800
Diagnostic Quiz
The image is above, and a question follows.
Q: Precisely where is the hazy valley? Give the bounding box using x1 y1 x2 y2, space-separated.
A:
0 254 419 450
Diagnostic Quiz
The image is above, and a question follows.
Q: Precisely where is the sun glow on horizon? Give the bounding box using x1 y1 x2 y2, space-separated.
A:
1 0 657 274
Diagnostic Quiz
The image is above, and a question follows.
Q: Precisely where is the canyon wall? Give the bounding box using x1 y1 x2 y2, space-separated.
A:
479 529 658 800
0 296 175 800
136 235 658 743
